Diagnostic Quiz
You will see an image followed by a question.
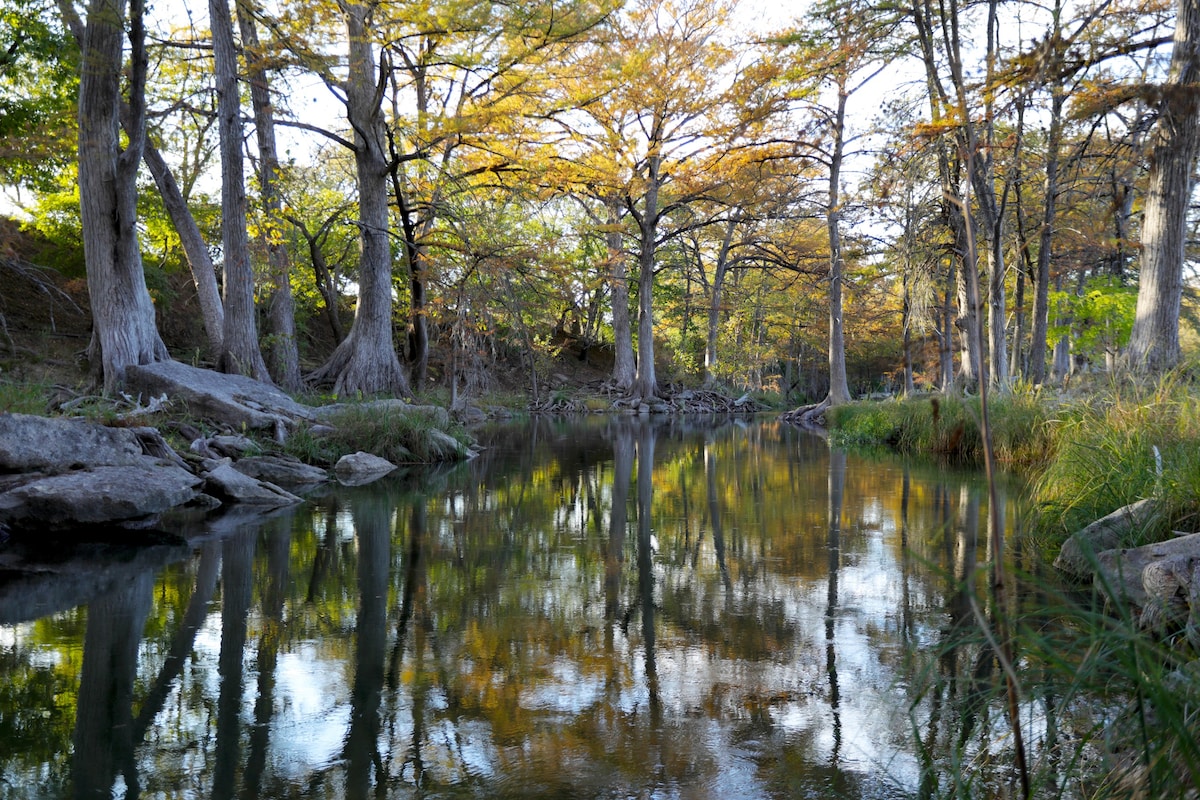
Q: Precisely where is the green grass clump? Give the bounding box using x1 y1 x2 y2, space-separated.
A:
828 391 1054 468
0 378 53 414
1032 375 1200 546
284 405 473 466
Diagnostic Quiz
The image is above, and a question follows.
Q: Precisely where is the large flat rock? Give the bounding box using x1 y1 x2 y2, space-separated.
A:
0 464 204 526
126 360 314 432
0 413 146 471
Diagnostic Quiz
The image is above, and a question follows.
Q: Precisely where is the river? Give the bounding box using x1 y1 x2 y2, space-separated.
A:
0 415 1045 799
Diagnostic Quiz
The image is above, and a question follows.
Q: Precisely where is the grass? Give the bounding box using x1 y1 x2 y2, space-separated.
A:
909 564 1200 799
826 373 1200 553
283 404 474 466
827 390 1056 469
0 377 53 414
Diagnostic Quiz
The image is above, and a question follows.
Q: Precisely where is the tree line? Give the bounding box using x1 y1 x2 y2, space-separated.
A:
1 0 1197 404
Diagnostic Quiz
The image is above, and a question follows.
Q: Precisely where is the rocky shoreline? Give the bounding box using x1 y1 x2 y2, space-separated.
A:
0 360 475 537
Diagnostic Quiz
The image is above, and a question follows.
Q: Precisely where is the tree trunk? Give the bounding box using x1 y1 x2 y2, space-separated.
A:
142 139 224 354
704 212 739 387
606 196 636 391
237 0 301 390
71 0 168 394
629 155 661 402
826 82 852 406
1029 76 1066 386
210 0 270 381
1127 0 1200 372
310 1 410 397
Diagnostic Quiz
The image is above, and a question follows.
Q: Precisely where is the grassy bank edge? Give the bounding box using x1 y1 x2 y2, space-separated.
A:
825 377 1200 554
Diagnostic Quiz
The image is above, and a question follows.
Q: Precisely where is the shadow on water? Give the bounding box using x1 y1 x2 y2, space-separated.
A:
0 415 1118 799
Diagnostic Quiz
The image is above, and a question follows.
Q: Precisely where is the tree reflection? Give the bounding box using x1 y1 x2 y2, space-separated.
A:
244 515 293 799
0 419 1055 799
636 419 661 725
212 528 256 800
343 493 391 800
825 447 845 770
71 570 154 799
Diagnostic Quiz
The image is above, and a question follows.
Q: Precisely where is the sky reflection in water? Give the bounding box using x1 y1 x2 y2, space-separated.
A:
0 416 1029 799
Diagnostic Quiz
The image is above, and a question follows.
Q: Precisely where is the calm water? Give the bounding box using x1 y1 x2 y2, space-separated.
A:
0 416 1040 799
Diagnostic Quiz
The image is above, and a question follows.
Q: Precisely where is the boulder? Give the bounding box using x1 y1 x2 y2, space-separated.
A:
1055 498 1159 579
334 452 397 485
233 455 328 487
424 429 471 461
203 461 303 506
0 464 204 526
0 413 146 471
125 360 313 434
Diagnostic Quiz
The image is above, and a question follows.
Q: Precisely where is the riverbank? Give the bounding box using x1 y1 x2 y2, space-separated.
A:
824 377 1200 550
822 376 1200 798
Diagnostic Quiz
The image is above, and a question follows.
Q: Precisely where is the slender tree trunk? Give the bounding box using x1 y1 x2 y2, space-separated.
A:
606 196 636 391
1127 0 1200 371
68 0 168 393
629 155 661 402
142 140 224 354
237 0 301 390
1029 86 1066 385
311 1 410 396
826 82 852 406
704 212 739 387
973 0 1009 391
210 0 270 381
940 260 955 390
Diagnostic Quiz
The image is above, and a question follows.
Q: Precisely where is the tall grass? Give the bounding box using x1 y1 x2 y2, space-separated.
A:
284 405 473 465
1032 373 1200 547
909 567 1200 799
828 391 1055 468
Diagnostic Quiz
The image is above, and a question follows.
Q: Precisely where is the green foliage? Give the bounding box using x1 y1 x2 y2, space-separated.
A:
0 0 77 191
1049 276 1138 364
828 390 1055 467
283 404 472 465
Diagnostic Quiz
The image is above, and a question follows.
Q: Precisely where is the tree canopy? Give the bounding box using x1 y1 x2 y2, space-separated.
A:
2 0 1197 398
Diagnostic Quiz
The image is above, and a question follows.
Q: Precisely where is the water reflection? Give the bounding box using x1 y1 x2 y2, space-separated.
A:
0 417 1043 799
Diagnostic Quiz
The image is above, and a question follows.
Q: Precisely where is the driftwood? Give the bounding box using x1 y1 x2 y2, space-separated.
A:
780 397 832 428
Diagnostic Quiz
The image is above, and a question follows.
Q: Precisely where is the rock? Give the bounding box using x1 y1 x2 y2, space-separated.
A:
0 413 145 471
233 455 328 487
334 452 397 485
125 360 313 433
309 398 412 421
0 464 204 526
207 434 259 458
410 404 451 430
203 461 303 506
1055 498 1160 579
424 430 470 461
451 403 487 425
